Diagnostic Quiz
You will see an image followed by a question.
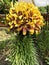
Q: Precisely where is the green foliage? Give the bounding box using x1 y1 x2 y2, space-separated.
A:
47 5 49 13
38 6 49 13
0 40 8 50
45 57 49 64
0 33 15 50
0 0 10 13
38 6 47 13
0 0 18 13
37 25 49 64
6 34 40 65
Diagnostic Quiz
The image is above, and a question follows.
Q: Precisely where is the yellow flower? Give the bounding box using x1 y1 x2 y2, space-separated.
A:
6 2 44 35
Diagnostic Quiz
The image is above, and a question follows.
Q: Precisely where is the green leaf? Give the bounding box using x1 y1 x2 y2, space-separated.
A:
7 35 40 65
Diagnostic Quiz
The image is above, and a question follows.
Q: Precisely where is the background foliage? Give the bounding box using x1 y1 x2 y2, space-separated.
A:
0 0 18 13
38 6 49 13
37 24 49 65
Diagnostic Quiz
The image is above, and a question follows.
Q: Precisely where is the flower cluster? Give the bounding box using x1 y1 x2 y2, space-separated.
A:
6 2 44 35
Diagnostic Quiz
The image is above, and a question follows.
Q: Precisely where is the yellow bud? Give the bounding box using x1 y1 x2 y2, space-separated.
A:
29 29 34 35
8 22 12 25
15 24 19 27
19 15 22 19
14 21 16 24
10 25 13 29
21 20 23 23
33 14 37 17
6 16 10 21
23 28 26 35
17 27 22 31
13 14 17 18
9 15 12 19
36 30 39 35
33 20 37 24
